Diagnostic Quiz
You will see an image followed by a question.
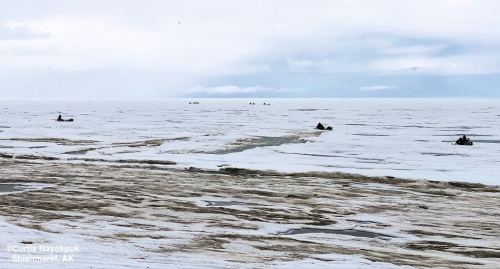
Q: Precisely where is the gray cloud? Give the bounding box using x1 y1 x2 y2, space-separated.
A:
0 25 50 40
1 1 500 98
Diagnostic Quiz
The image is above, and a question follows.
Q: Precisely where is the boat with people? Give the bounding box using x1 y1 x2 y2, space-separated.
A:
455 135 473 146
56 114 74 122
315 122 332 131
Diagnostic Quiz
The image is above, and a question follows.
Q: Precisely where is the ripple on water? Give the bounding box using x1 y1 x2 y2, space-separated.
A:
278 228 395 239
421 152 469 157
352 133 390 137
203 200 266 207
473 140 500 144
433 134 494 137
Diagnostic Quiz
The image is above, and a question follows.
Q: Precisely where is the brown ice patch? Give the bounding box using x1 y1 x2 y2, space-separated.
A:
66 157 176 166
111 137 189 148
0 152 59 161
191 133 320 155
62 137 190 155
4 138 99 146
63 147 103 155
0 161 498 268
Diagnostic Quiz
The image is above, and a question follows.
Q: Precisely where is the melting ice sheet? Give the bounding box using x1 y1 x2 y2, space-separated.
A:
0 215 415 269
0 183 53 195
0 98 499 185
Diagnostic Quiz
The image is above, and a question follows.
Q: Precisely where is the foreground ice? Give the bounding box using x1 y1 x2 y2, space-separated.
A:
0 216 415 268
0 98 499 268
0 161 498 268
0 98 499 185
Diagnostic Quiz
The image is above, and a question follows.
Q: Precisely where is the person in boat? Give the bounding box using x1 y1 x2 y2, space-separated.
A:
316 122 325 130
57 114 74 122
456 135 471 145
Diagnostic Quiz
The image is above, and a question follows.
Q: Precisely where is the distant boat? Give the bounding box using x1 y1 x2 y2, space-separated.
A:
455 135 473 146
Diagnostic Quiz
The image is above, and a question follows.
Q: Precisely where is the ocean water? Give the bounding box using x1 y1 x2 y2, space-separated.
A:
0 98 499 185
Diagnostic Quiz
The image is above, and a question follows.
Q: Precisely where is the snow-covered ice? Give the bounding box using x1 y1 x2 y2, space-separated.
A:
0 98 499 268
0 98 498 184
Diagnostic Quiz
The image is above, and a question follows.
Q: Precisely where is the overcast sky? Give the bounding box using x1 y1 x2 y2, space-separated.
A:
1 0 500 98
